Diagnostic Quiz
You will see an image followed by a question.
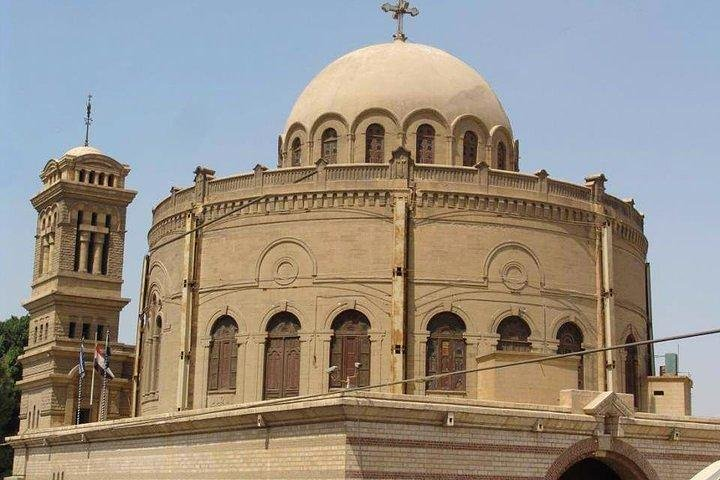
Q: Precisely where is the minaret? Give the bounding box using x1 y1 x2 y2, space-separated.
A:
18 143 137 429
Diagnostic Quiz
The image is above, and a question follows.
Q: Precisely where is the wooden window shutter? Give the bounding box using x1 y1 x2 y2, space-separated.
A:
208 340 219 391
229 340 238 389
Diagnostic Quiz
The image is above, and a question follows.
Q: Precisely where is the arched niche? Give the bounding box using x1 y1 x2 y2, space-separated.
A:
255 238 317 289
483 242 544 292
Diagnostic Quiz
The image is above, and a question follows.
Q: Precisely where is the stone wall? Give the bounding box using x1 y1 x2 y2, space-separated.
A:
7 393 720 480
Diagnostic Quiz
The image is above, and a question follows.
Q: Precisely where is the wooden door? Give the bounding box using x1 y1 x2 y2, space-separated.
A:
263 336 300 399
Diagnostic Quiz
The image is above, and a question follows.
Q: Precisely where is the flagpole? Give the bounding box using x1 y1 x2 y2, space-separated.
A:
89 330 98 413
76 338 84 425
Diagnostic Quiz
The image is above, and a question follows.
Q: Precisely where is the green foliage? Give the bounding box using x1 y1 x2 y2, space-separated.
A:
0 314 29 477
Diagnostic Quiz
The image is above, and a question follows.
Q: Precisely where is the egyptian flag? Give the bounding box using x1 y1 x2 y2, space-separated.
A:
94 342 115 379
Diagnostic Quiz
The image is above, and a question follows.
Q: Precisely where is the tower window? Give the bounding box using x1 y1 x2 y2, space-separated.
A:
416 124 435 164
321 128 338 164
98 173 105 186
107 174 115 187
365 124 385 163
291 138 302 167
78 170 86 182
68 322 76 339
88 171 95 184
462 131 478 167
96 324 104 341
81 323 90 340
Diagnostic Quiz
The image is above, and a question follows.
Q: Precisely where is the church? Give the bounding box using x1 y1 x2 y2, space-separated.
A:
7 2 720 479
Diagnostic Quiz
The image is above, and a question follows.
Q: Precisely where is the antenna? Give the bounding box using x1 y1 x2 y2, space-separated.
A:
84 94 93 146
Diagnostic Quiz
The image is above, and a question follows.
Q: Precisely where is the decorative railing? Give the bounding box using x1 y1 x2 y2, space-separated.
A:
150 162 644 244
325 163 389 182
489 170 539 192
548 179 592 202
208 173 254 194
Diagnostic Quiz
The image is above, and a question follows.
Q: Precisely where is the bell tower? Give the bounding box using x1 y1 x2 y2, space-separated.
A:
18 145 137 429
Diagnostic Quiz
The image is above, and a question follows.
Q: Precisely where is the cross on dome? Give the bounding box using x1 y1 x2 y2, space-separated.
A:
381 0 419 42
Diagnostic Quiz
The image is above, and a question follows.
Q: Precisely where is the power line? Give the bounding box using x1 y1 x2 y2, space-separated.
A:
236 326 720 412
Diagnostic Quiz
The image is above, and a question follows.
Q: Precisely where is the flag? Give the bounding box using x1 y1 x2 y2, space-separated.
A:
94 343 115 379
78 341 85 378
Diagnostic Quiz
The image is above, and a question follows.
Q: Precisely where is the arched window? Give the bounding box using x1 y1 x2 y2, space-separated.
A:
496 316 531 352
88 171 96 184
365 124 385 163
321 128 338 164
625 334 639 407
291 137 302 167
462 131 478 167
329 310 371 388
497 141 507 170
98 173 105 186
557 322 584 389
107 174 114 187
425 313 466 392
208 316 239 391
78 170 86 182
263 313 301 399
416 124 435 164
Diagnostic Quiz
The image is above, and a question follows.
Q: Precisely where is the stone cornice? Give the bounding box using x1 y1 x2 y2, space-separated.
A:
30 179 137 211
22 291 130 313
7 392 719 449
148 164 647 253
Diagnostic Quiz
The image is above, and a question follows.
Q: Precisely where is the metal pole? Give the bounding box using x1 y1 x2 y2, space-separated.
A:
75 354 83 425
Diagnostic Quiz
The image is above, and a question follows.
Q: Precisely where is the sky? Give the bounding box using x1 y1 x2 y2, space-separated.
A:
1 1 719 415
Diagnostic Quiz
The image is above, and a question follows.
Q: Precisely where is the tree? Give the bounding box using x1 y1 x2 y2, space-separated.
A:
0 315 29 478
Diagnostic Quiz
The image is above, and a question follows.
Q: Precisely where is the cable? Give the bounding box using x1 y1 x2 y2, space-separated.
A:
184 326 720 414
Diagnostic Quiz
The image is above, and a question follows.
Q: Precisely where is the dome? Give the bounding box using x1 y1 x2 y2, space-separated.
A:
284 41 512 138
62 145 104 158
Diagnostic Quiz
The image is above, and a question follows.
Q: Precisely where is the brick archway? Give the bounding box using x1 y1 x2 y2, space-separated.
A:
546 437 659 480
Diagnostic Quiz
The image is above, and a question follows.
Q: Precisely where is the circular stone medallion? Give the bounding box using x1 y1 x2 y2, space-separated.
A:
274 258 299 286
501 262 528 291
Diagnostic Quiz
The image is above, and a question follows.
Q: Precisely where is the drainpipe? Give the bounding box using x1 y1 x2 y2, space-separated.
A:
131 254 149 417
601 222 615 391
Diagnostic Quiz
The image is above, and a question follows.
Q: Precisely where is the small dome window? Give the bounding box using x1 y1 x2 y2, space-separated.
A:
291 138 302 166
462 131 478 167
365 124 385 163
321 128 338 164
416 124 435 164
497 141 507 170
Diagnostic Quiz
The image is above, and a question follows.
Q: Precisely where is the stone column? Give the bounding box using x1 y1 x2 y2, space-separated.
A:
235 335 248 403
465 337 480 399
299 333 313 396
78 231 90 273
317 333 333 393
91 233 105 274
198 337 212 409
176 210 197 411
390 193 409 393
249 336 266 402
368 333 385 389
